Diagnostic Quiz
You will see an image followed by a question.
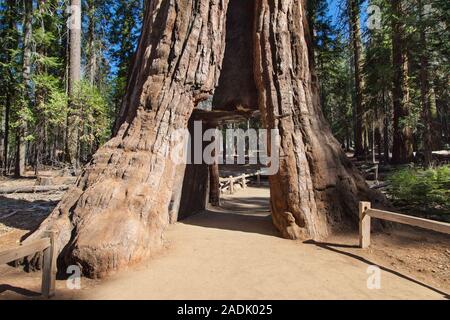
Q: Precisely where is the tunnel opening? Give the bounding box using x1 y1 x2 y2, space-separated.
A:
174 0 269 224
212 0 258 113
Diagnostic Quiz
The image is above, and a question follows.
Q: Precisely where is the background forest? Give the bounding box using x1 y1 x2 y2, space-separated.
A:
0 0 449 214
0 0 144 174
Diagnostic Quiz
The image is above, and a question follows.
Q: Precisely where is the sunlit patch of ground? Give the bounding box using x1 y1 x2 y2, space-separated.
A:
0 173 448 300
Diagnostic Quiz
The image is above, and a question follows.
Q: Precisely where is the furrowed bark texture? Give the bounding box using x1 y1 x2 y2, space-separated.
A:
27 0 229 278
27 0 383 277
254 0 382 240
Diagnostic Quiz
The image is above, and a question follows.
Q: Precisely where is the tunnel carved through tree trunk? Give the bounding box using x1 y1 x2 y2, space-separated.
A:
26 0 383 278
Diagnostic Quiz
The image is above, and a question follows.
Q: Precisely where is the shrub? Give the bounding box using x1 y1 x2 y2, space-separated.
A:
387 165 450 215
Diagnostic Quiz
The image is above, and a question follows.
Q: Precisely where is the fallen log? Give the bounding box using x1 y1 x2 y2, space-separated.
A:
0 185 71 195
370 182 389 190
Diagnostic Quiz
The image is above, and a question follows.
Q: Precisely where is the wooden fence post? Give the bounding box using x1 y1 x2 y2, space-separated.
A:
229 176 234 194
242 174 247 189
41 231 57 298
359 202 371 249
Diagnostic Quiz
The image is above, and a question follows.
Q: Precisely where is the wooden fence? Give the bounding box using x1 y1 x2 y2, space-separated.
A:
0 231 57 298
219 171 262 195
359 202 450 248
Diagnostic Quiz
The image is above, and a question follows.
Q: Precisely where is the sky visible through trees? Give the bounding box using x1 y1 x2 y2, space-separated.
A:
0 0 448 176
0 0 448 284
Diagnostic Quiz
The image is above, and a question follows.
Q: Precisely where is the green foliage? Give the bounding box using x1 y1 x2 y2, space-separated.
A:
0 0 120 170
33 73 67 126
310 0 353 145
387 166 450 215
73 81 110 146
106 0 144 115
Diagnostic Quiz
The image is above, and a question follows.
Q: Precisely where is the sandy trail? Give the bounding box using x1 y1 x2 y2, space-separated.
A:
0 186 447 300
71 187 446 300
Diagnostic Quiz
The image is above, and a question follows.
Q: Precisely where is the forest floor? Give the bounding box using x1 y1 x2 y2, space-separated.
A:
0 173 449 299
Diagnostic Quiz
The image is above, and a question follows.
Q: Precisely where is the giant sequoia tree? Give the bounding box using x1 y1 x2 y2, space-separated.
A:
27 0 382 278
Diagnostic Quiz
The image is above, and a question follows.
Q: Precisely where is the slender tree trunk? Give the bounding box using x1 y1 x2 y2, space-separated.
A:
209 163 220 206
66 0 82 169
435 75 449 146
376 127 382 163
419 0 433 167
15 0 33 177
87 0 97 85
349 0 364 158
33 1 48 176
2 90 11 175
27 0 383 277
382 90 390 163
2 0 16 175
391 0 413 164
371 124 376 163
209 133 221 207
0 105 5 171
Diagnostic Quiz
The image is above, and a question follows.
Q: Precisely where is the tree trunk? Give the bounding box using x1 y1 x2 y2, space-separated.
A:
27 0 230 278
376 127 382 163
209 163 220 206
0 108 4 170
435 75 449 147
87 0 97 85
418 0 432 167
207 124 220 207
27 0 383 277
391 0 413 164
382 90 390 163
66 0 82 169
209 136 221 208
33 1 48 176
1 88 10 175
15 0 33 177
2 0 16 175
349 0 364 158
254 0 381 240
0 77 8 171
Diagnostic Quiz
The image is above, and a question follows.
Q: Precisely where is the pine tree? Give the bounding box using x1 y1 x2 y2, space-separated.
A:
364 0 392 163
310 0 353 150
66 0 82 169
349 0 365 158
14 0 33 177
107 0 143 125
418 0 433 167
31 0 67 172
391 0 413 164
0 0 20 174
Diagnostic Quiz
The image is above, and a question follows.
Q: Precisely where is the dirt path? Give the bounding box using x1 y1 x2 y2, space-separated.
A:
1 186 448 300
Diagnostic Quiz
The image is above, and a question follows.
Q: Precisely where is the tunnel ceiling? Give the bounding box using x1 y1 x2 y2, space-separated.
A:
195 0 258 123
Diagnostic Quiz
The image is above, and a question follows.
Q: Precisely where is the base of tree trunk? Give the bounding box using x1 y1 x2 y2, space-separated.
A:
24 0 386 278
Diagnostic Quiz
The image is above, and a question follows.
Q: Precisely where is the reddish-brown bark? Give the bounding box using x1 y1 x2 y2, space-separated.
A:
27 0 383 278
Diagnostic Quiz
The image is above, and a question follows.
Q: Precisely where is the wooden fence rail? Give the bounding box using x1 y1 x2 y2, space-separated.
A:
359 202 450 249
0 231 57 298
219 171 262 195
